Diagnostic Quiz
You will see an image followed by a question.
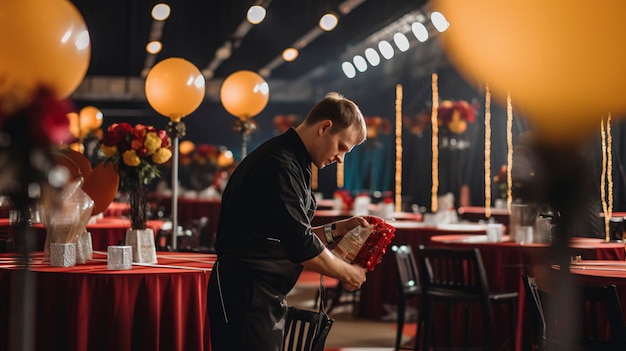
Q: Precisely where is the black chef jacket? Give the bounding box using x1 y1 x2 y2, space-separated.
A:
208 128 325 351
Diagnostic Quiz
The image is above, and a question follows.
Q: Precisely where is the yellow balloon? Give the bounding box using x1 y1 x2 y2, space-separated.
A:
434 0 626 145
220 70 270 120
80 106 103 131
179 140 195 155
145 57 206 121
0 0 91 101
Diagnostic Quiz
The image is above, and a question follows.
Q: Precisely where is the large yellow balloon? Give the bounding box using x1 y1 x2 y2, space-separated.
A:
434 0 626 145
220 70 270 120
145 57 206 121
0 0 91 101
80 106 103 131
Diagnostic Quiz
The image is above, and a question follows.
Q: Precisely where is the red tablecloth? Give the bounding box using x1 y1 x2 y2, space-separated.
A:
102 202 130 217
457 206 510 228
0 218 165 251
312 210 422 227
0 251 215 351
356 222 488 319
569 260 626 322
429 235 626 350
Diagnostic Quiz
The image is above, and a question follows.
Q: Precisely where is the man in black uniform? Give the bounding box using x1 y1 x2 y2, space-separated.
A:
208 92 369 350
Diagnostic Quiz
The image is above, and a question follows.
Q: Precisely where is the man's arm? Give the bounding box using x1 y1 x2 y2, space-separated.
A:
301 248 367 291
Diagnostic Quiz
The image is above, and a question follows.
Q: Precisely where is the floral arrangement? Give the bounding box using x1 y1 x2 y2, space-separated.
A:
100 123 172 189
365 116 392 139
403 112 431 136
437 100 479 134
273 114 300 133
493 164 508 199
100 123 172 229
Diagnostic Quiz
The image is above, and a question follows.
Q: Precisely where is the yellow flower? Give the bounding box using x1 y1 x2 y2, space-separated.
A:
123 150 141 167
100 144 118 158
143 132 162 155
152 147 172 164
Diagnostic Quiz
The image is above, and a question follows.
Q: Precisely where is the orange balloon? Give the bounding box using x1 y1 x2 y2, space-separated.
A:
53 148 92 181
434 0 626 145
82 162 119 216
0 0 91 100
220 70 270 120
67 112 81 138
80 106 103 131
145 57 206 121
179 140 195 155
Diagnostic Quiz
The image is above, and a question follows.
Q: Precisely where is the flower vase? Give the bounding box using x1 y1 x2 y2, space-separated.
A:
124 175 157 264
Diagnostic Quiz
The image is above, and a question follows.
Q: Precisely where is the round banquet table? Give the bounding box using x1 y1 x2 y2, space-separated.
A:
356 221 488 320
102 201 131 217
0 218 165 252
457 206 510 227
428 235 626 351
569 260 626 322
312 209 422 227
0 251 216 351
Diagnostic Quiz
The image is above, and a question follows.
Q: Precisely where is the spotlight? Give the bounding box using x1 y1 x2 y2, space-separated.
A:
377 40 394 60
282 48 299 62
247 5 266 24
393 32 410 52
152 3 170 20
411 22 429 42
364 48 380 66
352 55 367 72
319 13 338 31
342 61 356 78
431 11 449 32
146 41 162 54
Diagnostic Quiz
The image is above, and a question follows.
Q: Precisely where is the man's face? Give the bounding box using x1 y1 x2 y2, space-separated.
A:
312 123 360 169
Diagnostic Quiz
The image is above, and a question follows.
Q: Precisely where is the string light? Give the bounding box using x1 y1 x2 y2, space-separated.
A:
484 85 492 218
431 73 439 212
600 115 613 241
395 84 403 212
337 162 344 188
311 163 318 190
506 93 513 212
601 117 608 241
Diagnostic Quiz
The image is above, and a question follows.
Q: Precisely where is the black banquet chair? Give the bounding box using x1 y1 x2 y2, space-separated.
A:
392 244 422 351
283 306 334 351
417 246 518 351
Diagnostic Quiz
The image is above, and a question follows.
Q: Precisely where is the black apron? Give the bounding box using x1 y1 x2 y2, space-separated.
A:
208 237 303 351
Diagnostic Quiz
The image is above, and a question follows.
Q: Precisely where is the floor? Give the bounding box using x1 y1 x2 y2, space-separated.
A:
287 270 418 351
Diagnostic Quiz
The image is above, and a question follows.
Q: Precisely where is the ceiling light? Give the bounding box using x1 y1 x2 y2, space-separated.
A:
411 22 429 42
364 48 380 66
377 40 394 60
342 61 356 78
393 32 410 52
352 55 367 72
282 48 299 62
146 41 162 54
319 13 338 31
431 11 449 32
247 5 266 24
151 4 171 21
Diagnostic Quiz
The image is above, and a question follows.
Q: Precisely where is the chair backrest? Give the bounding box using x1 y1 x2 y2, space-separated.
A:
581 284 626 350
393 244 421 296
416 246 491 300
522 274 548 351
283 306 334 351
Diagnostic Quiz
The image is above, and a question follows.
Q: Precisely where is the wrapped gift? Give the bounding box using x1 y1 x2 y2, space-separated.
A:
331 216 396 271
